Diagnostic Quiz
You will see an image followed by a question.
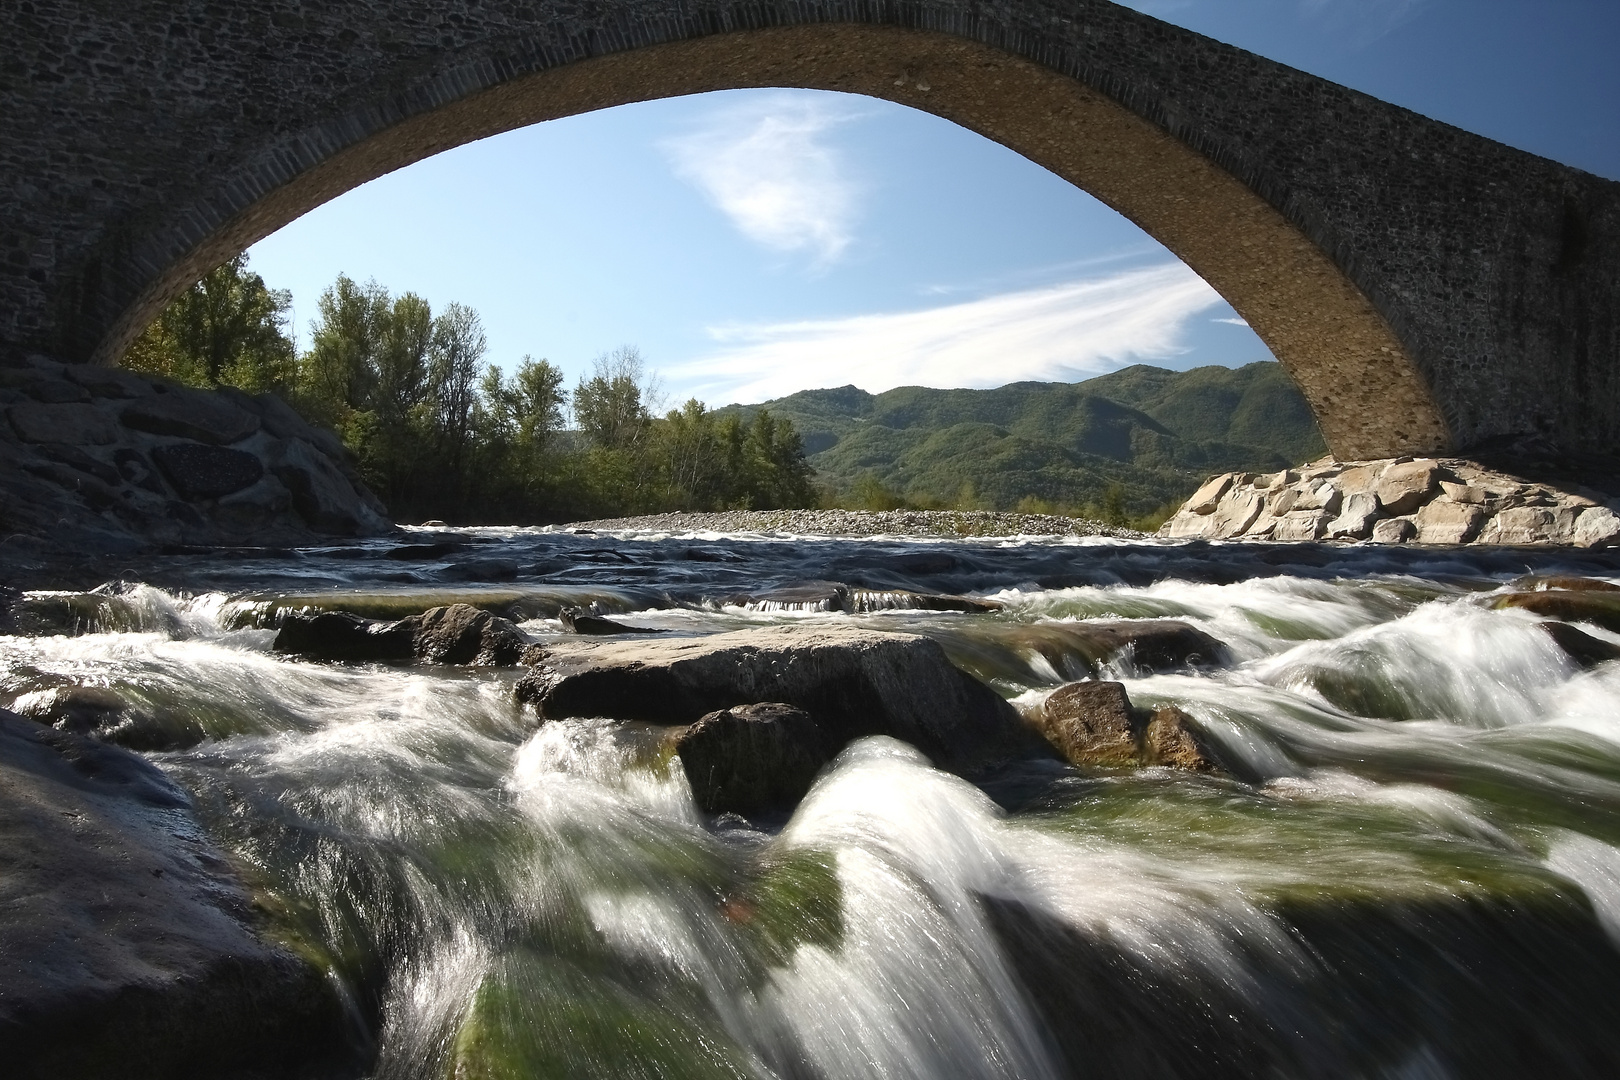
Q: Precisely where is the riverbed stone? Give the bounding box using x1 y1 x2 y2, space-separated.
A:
559 607 667 635
1142 705 1220 772
8 401 119 445
1538 622 1620 669
517 625 1056 777
406 604 526 666
1273 509 1328 542
273 609 417 662
1414 499 1486 544
1494 592 1620 634
0 711 354 1080
1035 681 1139 766
266 436 379 534
673 702 830 815
1479 507 1561 545
1210 489 1264 536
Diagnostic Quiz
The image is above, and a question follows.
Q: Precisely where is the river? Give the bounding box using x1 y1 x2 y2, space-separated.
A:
8 524 1620 1078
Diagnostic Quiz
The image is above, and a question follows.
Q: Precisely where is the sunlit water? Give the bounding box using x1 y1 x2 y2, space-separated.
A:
9 526 1620 1078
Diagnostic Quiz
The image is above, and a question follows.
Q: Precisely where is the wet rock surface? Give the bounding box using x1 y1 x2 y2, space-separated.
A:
1031 680 1222 772
672 702 831 815
1163 457 1620 548
0 353 392 578
0 710 355 1080
273 602 525 666
517 625 1057 778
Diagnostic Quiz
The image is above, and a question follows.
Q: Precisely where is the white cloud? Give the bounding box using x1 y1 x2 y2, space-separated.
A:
1213 316 1250 326
669 262 1225 404
1298 0 1429 46
661 93 865 267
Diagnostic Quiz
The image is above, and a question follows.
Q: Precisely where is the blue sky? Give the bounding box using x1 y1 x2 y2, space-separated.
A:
246 0 1619 408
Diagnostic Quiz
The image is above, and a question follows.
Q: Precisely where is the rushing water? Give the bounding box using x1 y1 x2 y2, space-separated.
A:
10 526 1620 1078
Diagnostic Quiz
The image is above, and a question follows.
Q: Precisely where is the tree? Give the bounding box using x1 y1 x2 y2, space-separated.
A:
573 346 655 450
427 302 486 474
123 254 296 394
299 275 389 424
484 356 567 452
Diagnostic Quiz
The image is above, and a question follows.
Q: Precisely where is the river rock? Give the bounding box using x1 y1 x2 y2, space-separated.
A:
119 387 261 445
273 610 417 662
1538 622 1620 669
1326 492 1380 539
8 401 119 445
267 436 378 535
406 604 526 665
1414 499 1485 544
24 377 91 403
672 702 830 815
0 711 354 1079
516 625 1055 777
1032 682 1221 772
1074 619 1230 674
1272 509 1328 541
1371 517 1417 544
150 442 265 500
1375 459 1442 515
1034 681 1139 766
1575 507 1620 549
559 607 668 636
1494 592 1620 634
1479 506 1575 546
1184 473 1234 514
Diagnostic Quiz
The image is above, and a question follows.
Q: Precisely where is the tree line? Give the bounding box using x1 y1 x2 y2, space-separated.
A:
125 256 814 523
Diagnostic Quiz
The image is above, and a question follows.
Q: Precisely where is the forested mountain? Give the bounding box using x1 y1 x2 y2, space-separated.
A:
721 363 1326 517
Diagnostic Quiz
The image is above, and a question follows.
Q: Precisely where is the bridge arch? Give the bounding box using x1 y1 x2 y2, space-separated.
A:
5 2 1616 462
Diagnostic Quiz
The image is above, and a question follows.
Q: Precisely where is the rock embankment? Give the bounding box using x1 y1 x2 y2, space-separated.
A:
564 508 1142 539
1160 457 1620 547
0 352 392 564
0 710 357 1079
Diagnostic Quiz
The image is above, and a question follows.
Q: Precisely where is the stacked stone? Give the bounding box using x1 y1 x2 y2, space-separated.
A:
0 353 392 557
1160 457 1620 548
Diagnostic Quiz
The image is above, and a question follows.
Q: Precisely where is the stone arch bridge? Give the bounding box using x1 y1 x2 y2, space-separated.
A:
2 0 1616 462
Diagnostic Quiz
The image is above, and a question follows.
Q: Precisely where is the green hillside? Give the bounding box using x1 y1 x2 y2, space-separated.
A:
720 362 1326 516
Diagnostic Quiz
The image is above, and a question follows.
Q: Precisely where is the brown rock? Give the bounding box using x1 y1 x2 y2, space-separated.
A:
559 607 668 636
674 702 830 815
8 402 119 445
1374 459 1442 515
1036 681 1139 766
1414 499 1485 544
1142 706 1219 772
1538 622 1620 669
1494 592 1620 634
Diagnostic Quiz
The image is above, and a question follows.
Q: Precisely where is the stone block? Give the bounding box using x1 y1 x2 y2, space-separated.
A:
1293 481 1342 514
1184 473 1233 514
120 389 260 445
1371 517 1417 544
8 402 118 445
1273 509 1328 541
1336 464 1383 495
1209 489 1263 536
1574 507 1620 550
1414 499 1484 544
1479 506 1571 545
1375 459 1441 515
1326 491 1380 539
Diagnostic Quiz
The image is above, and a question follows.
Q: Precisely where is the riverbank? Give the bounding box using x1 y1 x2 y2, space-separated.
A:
561 507 1144 539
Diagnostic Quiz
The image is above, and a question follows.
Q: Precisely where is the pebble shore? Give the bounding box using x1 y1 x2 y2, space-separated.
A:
560 508 1144 540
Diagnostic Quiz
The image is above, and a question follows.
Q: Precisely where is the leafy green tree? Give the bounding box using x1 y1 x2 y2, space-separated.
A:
123 254 296 394
573 346 654 451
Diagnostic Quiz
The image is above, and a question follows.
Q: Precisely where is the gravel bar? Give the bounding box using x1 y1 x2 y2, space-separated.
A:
558 508 1145 539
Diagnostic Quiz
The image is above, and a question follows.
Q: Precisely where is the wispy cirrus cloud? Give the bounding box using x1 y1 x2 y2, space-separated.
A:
668 262 1225 405
660 93 866 267
1298 0 1429 46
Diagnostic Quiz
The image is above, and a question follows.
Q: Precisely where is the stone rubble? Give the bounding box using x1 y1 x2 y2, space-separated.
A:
1160 457 1620 548
0 352 392 564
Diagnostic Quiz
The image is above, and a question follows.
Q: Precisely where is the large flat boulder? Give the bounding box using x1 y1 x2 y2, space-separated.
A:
517 625 1056 777
119 388 260 445
274 603 525 666
0 711 354 1079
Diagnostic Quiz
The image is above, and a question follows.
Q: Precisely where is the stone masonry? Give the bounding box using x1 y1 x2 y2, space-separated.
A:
0 1 1616 463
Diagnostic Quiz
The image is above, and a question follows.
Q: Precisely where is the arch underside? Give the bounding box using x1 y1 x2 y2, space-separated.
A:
103 24 1452 460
